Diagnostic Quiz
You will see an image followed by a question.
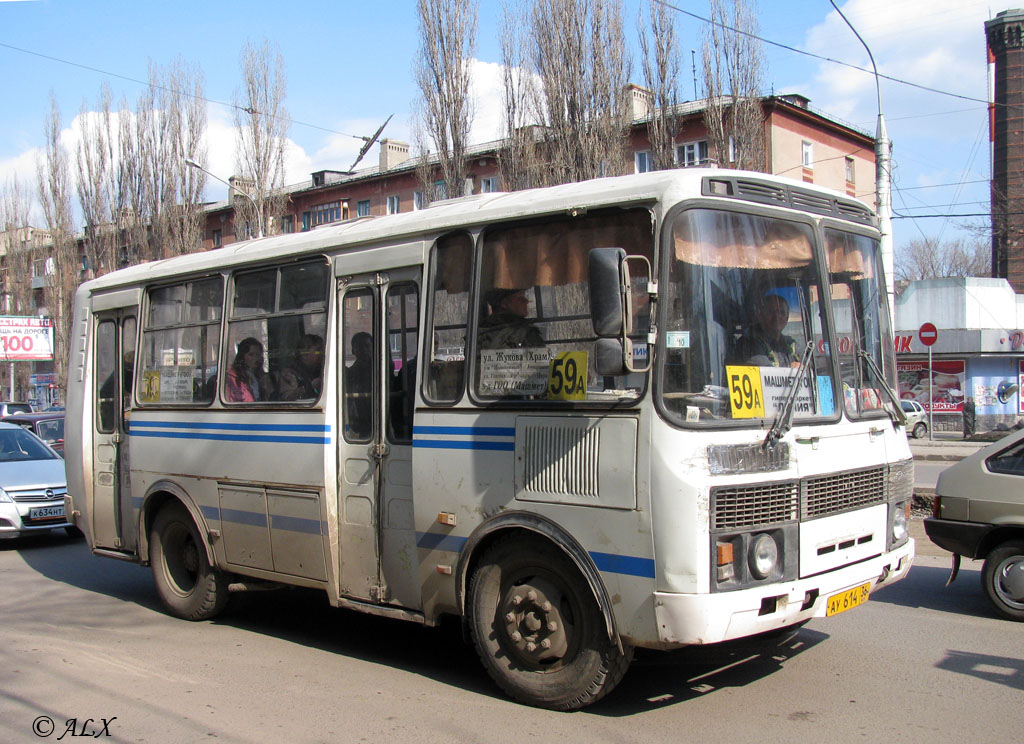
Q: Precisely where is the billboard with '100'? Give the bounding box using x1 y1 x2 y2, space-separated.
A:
0 316 54 361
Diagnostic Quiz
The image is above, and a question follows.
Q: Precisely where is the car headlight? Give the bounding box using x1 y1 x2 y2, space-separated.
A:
748 533 779 579
0 487 11 503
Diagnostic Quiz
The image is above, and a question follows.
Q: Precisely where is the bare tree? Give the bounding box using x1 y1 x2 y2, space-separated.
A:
525 0 632 186
76 84 120 277
702 0 766 171
234 39 289 238
118 59 207 263
36 94 79 394
497 0 538 191
414 0 478 204
895 238 991 282
0 177 39 399
638 0 681 171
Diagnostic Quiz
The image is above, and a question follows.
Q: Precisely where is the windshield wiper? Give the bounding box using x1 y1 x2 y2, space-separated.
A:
763 341 814 450
857 349 907 427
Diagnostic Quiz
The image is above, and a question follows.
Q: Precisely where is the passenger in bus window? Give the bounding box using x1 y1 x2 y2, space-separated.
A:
479 288 544 349
275 334 324 401
733 291 798 368
345 331 373 438
225 337 269 402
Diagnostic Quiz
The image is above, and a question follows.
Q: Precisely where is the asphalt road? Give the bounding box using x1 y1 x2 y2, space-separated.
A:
1 531 1019 744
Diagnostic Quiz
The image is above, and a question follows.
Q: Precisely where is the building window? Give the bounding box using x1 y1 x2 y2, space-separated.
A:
845 157 855 184
727 136 736 164
677 140 709 167
635 151 651 174
387 195 400 215
480 177 499 193
414 191 425 210
212 229 222 249
434 181 448 201
310 201 342 228
356 200 371 217
802 141 814 169
281 215 294 234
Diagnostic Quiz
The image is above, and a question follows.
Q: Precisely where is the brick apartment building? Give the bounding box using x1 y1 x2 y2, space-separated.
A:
195 89 877 252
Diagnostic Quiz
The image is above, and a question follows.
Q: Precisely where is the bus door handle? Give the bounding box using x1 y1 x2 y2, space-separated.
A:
369 442 390 460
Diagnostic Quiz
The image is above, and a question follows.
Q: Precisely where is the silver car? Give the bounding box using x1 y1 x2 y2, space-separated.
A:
925 428 1024 620
900 399 928 439
0 422 71 539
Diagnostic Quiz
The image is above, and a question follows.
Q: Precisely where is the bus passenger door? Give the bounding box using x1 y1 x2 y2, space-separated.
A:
337 270 420 609
91 311 137 551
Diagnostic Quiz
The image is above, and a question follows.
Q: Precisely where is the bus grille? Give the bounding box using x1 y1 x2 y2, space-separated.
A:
711 465 888 530
712 481 799 530
801 467 886 519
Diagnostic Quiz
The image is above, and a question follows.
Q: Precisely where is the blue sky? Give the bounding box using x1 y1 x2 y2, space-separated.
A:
0 0 998 250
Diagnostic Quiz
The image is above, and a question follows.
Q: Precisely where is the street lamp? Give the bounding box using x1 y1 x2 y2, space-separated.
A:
184 158 263 239
829 1 895 325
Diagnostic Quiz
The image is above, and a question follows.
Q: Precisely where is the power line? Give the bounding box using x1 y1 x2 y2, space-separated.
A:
0 41 367 142
656 0 995 109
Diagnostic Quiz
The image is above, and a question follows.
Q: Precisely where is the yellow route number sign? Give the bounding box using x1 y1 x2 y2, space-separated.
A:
548 351 588 400
726 365 765 418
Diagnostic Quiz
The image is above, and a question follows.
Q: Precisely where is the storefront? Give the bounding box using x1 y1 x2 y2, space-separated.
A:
894 278 1024 432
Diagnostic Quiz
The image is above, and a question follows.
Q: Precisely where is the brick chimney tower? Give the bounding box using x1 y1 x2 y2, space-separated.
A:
987 9 1024 292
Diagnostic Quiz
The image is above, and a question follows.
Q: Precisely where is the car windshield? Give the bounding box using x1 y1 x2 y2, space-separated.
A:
0 427 59 461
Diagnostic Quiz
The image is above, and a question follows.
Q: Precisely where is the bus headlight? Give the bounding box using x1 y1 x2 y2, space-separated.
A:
892 501 909 545
748 533 779 579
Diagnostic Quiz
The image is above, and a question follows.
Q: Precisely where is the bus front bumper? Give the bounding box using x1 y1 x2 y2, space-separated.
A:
651 538 914 646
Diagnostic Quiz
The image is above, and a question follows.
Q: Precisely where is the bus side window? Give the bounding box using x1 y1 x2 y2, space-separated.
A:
425 232 472 404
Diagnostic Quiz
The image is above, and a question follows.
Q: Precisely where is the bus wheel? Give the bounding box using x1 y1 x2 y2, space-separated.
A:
981 540 1024 621
468 535 632 710
150 502 228 621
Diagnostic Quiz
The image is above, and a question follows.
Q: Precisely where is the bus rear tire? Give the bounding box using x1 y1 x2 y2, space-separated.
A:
468 534 632 710
150 502 228 621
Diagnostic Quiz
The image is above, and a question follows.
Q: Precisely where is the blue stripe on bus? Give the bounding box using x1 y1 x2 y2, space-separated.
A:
130 420 330 433
412 439 515 451
412 426 516 437
199 504 323 535
270 514 323 535
416 531 469 552
416 532 655 579
129 429 330 445
588 550 656 579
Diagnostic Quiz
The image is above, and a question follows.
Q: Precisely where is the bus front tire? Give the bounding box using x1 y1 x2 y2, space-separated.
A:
467 534 632 710
981 540 1024 621
150 502 228 621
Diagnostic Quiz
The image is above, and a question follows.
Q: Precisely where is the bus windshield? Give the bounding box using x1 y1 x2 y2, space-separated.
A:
659 208 836 425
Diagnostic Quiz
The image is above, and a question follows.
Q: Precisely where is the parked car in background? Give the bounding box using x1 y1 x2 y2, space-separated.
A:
0 401 32 418
925 428 1024 621
900 399 928 438
2 412 65 455
0 422 72 539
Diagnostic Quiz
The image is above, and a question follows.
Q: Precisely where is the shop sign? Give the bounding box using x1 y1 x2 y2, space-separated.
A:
897 359 965 413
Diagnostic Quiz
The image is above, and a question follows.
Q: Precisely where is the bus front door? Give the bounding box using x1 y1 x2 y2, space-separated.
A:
91 311 137 551
337 271 420 609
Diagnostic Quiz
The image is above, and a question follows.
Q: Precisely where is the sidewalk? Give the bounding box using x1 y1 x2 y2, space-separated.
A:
909 435 987 462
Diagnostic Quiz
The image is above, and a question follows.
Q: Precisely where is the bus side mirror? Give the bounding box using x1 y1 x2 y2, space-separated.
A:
589 247 628 337
594 338 627 377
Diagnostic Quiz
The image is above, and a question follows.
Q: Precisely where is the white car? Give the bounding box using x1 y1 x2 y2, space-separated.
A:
900 399 928 438
0 422 72 539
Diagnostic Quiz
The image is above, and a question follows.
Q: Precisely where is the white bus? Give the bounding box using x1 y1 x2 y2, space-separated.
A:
65 170 914 710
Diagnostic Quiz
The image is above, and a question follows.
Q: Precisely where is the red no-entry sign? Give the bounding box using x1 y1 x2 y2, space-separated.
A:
919 322 938 347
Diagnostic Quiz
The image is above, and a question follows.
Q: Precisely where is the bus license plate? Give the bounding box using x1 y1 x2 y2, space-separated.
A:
29 505 65 521
826 582 870 617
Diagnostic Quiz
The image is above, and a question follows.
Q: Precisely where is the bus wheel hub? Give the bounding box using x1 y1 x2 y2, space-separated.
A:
502 578 570 663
